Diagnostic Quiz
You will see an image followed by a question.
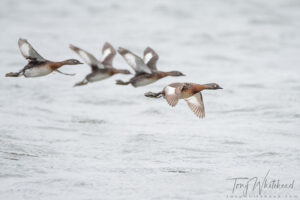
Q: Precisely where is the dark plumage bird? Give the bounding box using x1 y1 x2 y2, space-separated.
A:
5 38 82 78
145 82 222 118
116 47 185 87
70 42 131 87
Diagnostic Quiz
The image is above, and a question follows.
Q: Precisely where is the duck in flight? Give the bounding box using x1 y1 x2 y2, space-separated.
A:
145 82 222 118
70 42 131 87
5 38 82 78
116 47 185 87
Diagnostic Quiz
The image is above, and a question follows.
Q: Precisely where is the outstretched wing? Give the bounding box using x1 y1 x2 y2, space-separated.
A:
18 38 46 62
143 47 159 72
185 92 205 118
118 47 152 74
101 42 116 67
70 44 102 71
163 84 184 107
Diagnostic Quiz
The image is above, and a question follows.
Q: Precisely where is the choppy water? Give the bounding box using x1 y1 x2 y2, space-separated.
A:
0 0 300 199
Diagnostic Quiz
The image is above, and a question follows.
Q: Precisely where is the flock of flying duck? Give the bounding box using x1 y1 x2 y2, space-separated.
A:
5 38 222 118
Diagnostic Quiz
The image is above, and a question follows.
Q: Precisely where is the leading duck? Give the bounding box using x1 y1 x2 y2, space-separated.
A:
5 38 82 78
145 82 222 118
116 47 185 87
70 42 131 87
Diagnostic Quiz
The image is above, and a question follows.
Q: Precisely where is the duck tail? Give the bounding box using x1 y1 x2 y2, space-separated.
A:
144 91 163 98
5 72 22 77
116 79 130 85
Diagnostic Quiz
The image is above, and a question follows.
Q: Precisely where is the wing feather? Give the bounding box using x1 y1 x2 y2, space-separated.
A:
118 47 152 74
185 92 205 118
143 47 159 72
18 38 46 62
70 44 102 71
101 42 116 67
163 85 183 107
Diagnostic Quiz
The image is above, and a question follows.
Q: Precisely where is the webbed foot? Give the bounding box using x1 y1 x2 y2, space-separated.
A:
116 79 130 85
5 72 21 77
74 80 88 87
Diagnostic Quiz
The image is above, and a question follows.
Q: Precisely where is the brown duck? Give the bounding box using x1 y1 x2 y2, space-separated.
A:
116 47 184 87
70 42 131 87
145 82 222 118
5 38 82 78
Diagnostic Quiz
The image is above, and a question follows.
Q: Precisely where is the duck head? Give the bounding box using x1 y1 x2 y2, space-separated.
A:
167 71 185 76
63 59 83 65
204 83 223 90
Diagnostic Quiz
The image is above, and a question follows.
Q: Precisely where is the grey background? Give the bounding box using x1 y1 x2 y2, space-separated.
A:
0 0 299 199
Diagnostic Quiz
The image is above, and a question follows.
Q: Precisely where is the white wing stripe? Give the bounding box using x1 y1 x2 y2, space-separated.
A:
185 93 205 118
78 50 92 65
144 52 153 64
102 48 111 62
124 53 137 69
164 86 179 107
20 43 30 57
188 96 199 105
165 86 176 95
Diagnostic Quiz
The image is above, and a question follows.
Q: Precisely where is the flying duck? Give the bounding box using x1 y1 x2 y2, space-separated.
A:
5 38 82 78
145 82 222 118
70 42 131 87
116 47 184 87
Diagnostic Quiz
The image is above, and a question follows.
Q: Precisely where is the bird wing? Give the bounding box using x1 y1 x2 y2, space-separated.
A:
163 84 184 107
69 44 102 71
185 92 205 118
143 47 159 72
101 42 116 68
18 38 46 62
118 47 152 74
